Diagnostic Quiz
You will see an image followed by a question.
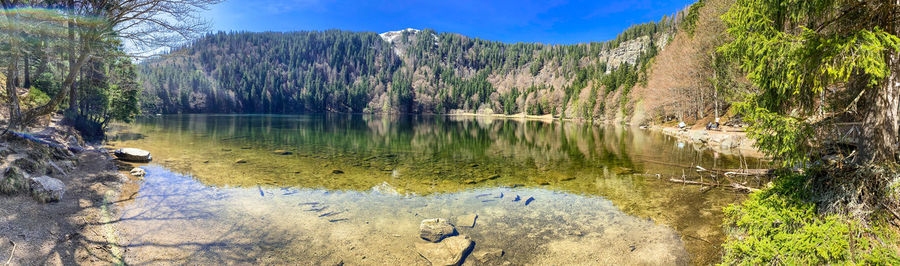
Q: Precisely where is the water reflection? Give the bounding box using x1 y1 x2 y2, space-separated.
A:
109 114 768 264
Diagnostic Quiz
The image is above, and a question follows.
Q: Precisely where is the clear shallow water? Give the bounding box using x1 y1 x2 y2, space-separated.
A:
107 114 767 265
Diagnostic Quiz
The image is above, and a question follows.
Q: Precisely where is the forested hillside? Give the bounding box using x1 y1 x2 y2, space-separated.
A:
138 15 682 119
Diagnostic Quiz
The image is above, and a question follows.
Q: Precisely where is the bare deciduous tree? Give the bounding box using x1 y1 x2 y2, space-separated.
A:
1 0 221 129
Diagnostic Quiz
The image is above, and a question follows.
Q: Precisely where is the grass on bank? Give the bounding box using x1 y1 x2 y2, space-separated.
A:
721 168 900 264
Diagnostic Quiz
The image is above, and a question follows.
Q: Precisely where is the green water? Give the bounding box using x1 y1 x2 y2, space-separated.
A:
108 114 767 265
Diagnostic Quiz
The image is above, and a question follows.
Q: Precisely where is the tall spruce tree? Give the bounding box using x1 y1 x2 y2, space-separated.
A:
722 0 900 165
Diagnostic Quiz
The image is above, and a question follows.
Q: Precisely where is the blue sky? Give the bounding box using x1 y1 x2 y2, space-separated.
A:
204 0 697 44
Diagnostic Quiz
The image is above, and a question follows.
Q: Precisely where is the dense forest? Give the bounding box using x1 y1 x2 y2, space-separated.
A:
138 19 676 118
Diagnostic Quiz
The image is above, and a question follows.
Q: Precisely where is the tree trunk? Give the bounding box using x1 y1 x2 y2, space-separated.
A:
860 51 900 163
23 54 30 89
12 57 19 88
67 6 77 111
6 54 21 129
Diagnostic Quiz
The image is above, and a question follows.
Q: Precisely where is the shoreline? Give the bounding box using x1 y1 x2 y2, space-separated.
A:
649 125 765 158
0 119 130 265
446 111 765 157
446 111 556 121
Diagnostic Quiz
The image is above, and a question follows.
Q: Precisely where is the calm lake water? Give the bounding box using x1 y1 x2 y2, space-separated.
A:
107 114 767 265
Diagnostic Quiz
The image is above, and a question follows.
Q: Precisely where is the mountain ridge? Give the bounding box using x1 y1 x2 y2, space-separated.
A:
137 2 718 125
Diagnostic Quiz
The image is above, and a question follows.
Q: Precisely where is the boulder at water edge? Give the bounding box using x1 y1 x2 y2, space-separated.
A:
29 176 65 203
415 235 474 266
131 168 147 177
419 218 456 242
114 148 152 162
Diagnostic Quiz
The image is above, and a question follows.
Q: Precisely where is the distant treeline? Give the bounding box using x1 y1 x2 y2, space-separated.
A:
139 19 676 116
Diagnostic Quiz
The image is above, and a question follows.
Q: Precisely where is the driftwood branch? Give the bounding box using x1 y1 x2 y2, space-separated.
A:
729 183 760 193
669 178 717 186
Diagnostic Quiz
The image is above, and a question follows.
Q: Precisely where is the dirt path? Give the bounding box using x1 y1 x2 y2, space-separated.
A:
0 151 127 265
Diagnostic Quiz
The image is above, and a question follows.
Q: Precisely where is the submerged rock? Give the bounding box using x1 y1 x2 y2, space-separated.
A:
273 150 293 155
456 213 477 228
29 176 65 203
415 235 474 266
114 148 152 162
471 248 504 263
419 218 456 242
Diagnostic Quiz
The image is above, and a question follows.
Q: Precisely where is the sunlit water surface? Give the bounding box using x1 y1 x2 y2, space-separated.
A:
107 114 768 265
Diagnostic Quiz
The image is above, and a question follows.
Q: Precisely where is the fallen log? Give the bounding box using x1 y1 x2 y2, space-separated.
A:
696 166 773 176
668 178 760 193
716 168 773 175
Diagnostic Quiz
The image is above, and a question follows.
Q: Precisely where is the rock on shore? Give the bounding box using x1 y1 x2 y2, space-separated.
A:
114 148 152 162
28 176 65 203
130 167 147 177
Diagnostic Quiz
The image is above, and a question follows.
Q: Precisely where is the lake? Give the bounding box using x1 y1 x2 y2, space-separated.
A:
106 114 768 265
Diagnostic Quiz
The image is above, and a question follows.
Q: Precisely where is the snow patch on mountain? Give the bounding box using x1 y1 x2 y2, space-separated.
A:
379 28 439 57
379 28 420 43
